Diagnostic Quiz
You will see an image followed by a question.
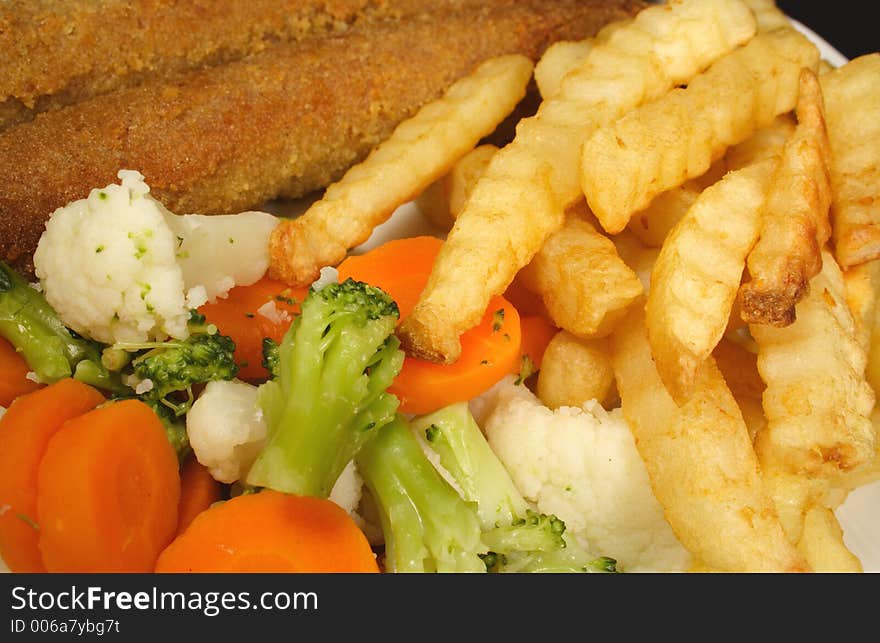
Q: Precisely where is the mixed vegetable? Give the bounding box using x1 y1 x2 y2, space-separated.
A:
0 173 675 574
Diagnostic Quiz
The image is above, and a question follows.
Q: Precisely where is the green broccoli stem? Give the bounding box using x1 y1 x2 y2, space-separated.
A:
492 536 619 573
481 510 567 554
250 335 402 496
246 279 404 497
356 416 487 573
0 262 122 390
411 402 530 530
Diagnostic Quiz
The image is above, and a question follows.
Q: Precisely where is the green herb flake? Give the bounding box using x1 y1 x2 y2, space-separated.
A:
492 308 505 332
95 245 105 253
16 513 39 531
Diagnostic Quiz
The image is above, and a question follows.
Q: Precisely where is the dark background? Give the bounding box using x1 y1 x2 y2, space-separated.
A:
777 1 876 61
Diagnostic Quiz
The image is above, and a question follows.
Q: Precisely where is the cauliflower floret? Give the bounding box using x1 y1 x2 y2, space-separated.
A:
480 376 692 572
33 170 278 344
187 379 268 484
187 379 365 519
162 210 278 307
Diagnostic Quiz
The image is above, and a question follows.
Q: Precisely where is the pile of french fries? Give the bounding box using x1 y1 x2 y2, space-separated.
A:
270 0 880 572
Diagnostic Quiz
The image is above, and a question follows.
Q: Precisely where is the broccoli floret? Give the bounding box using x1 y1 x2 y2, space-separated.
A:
112 316 238 462
355 416 487 573
245 278 404 497
0 262 126 393
122 328 239 417
412 402 618 573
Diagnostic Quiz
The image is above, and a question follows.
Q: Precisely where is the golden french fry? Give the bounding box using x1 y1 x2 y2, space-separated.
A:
742 0 791 31
734 394 767 442
519 207 643 340
646 160 773 402
613 230 659 294
625 156 728 249
724 113 795 171
416 143 498 232
582 28 818 235
797 504 863 572
267 54 533 285
627 186 699 249
533 39 593 99
739 69 833 326
609 306 807 572
399 0 758 363
536 330 615 409
712 338 765 402
842 260 880 356
821 54 880 269
751 250 875 480
868 284 880 400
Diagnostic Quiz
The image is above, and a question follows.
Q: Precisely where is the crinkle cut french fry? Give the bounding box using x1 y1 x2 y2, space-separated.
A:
268 54 533 285
739 69 833 327
627 158 728 248
647 159 774 403
416 143 498 232
797 504 863 572
751 250 875 481
609 306 807 572
399 0 758 363
582 28 819 235
821 54 880 270
534 39 594 100
753 255 875 560
519 208 643 340
842 259 880 356
741 0 791 32
724 113 795 172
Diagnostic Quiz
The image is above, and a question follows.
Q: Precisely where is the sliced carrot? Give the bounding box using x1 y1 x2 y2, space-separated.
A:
176 456 222 535
337 236 522 415
0 379 105 572
155 490 378 573
0 336 42 407
199 277 308 381
36 399 180 572
518 314 558 371
503 274 550 319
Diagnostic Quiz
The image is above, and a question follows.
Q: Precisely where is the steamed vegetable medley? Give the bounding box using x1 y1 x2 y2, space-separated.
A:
0 171 687 573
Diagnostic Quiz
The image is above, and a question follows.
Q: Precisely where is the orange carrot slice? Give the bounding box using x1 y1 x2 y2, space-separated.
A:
0 379 105 572
176 456 222 535
0 336 42 407
155 490 378 573
199 278 308 381
338 236 522 415
518 314 558 371
36 399 180 572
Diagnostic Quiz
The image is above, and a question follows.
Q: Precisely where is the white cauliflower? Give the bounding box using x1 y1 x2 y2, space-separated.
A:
187 379 267 484
32 169 278 344
479 376 692 572
187 379 364 517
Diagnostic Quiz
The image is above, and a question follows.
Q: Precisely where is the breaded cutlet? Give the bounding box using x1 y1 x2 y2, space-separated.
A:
0 0 645 278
